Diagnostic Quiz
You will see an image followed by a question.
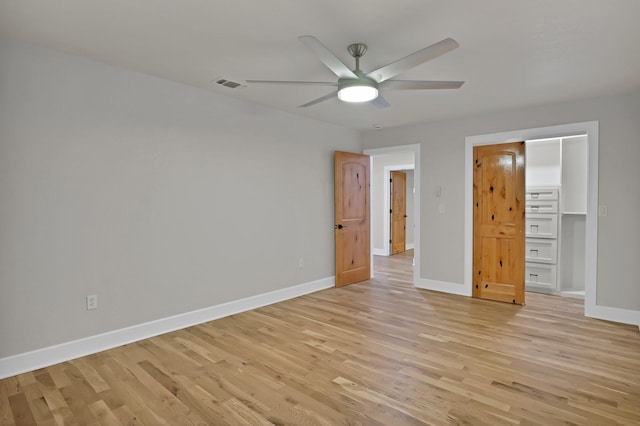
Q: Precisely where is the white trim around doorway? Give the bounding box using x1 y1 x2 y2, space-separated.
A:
363 144 420 283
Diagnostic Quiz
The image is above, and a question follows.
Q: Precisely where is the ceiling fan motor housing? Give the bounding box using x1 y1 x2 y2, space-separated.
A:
338 70 378 90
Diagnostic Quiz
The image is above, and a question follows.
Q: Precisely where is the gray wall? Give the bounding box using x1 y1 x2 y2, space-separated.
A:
362 90 640 312
0 37 361 357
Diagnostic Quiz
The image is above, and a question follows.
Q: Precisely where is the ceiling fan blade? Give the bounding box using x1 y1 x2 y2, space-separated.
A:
366 38 459 83
370 95 391 109
298 35 358 79
246 80 338 87
298 91 336 108
383 80 465 90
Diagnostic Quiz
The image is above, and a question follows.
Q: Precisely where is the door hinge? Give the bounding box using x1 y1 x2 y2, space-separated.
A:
390 209 392 213
389 239 392 243
390 178 393 183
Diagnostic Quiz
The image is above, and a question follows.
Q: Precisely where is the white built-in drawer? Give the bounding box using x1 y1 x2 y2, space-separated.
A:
525 238 558 264
526 200 558 214
526 188 559 201
526 214 558 239
525 263 557 289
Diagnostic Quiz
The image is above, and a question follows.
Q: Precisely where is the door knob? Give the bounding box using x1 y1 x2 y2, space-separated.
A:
334 224 344 229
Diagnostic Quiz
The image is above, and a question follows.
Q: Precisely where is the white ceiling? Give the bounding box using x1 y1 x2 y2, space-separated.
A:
1 0 639 130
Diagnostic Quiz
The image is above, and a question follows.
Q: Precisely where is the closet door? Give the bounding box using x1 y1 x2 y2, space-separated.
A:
473 142 525 304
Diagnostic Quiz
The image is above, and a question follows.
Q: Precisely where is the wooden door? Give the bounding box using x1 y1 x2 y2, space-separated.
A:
335 151 370 287
390 171 407 255
473 142 525 304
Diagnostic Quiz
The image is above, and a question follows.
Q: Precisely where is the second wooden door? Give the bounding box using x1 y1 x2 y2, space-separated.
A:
390 171 407 255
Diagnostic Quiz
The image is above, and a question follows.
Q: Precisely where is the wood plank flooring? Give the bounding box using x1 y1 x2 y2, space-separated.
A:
2 250 639 425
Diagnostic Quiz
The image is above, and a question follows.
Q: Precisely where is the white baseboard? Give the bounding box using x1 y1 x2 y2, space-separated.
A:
586 303 640 327
0 277 335 380
406 243 415 250
416 278 472 297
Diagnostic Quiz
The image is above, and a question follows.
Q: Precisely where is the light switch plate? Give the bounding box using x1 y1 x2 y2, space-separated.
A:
87 294 98 310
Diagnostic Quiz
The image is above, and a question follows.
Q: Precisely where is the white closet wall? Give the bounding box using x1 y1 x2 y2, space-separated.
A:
560 136 588 292
526 140 561 187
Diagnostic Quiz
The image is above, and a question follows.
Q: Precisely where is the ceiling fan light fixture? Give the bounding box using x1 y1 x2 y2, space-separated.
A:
337 76 379 103
338 85 378 102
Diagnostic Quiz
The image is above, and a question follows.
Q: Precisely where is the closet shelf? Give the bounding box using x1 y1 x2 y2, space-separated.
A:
562 212 587 215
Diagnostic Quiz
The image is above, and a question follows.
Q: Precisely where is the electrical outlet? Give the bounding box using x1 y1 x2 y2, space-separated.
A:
87 294 98 310
598 205 608 216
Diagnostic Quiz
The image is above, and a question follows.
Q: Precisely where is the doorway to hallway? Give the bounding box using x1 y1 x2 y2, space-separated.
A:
363 144 419 283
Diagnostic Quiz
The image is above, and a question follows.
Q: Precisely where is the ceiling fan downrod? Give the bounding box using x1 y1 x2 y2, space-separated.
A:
347 43 367 71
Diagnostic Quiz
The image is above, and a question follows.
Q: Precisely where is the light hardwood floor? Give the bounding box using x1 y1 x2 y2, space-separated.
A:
2 250 639 425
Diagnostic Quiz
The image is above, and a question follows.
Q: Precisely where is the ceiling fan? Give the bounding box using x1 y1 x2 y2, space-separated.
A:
246 35 464 109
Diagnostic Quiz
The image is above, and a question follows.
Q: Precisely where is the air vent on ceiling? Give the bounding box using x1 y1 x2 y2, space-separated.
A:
215 78 243 89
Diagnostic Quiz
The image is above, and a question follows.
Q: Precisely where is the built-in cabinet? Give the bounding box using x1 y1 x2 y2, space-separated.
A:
525 187 559 290
525 136 587 297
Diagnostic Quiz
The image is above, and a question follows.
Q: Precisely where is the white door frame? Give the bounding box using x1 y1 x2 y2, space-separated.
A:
464 121 623 322
363 144 420 282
